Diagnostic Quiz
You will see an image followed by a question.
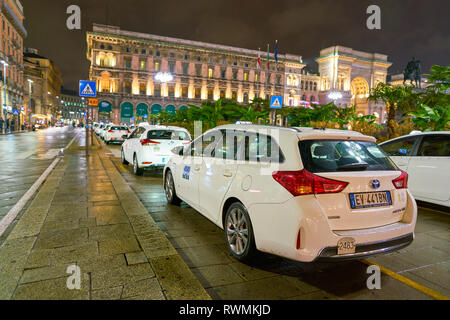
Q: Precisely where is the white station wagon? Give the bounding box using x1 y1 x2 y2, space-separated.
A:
163 124 417 262
380 131 450 207
122 124 191 175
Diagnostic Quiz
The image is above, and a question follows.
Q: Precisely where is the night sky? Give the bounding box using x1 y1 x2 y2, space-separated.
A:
21 0 450 91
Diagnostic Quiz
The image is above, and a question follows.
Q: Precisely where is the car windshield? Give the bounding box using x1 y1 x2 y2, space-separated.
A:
147 130 190 140
298 140 398 173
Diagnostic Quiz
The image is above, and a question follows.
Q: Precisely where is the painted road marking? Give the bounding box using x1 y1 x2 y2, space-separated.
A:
119 164 128 173
362 259 449 300
0 132 79 238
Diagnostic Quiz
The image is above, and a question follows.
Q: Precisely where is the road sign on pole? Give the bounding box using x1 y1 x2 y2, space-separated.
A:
79 81 97 97
88 98 98 107
270 95 283 109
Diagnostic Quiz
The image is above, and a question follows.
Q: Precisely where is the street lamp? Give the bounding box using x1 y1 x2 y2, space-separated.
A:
27 79 33 131
1 60 8 134
328 91 343 101
155 72 173 125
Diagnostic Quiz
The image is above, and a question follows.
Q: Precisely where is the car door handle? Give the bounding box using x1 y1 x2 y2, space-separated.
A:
223 170 233 177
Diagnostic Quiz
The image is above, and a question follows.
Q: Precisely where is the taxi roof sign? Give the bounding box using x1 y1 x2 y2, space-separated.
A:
270 95 283 109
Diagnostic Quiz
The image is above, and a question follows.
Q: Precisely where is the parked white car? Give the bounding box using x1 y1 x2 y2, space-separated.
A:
380 131 450 207
95 123 105 135
163 124 417 262
100 124 112 140
121 125 191 175
104 125 130 144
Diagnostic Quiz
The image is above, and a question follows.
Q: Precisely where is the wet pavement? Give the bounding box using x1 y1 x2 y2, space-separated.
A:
0 128 448 300
0 127 80 243
0 131 209 300
105 142 450 300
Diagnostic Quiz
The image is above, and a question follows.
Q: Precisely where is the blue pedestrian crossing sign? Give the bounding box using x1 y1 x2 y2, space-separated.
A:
79 80 97 97
270 95 283 109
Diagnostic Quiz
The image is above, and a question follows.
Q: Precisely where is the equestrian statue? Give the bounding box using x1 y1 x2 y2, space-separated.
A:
403 57 422 88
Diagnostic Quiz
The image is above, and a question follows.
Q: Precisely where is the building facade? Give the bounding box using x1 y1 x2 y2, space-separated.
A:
316 46 391 122
86 24 323 124
86 24 391 124
23 48 62 126
0 0 26 132
59 87 86 125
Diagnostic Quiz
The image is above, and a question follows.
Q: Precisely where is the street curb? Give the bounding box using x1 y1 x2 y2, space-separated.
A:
95 135 211 300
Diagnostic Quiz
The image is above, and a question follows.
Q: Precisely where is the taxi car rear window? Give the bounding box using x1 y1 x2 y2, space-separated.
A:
299 140 398 173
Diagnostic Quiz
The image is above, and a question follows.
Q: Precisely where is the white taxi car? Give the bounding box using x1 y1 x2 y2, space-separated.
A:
380 131 450 207
100 123 112 140
104 125 130 144
163 124 417 262
95 123 105 135
122 124 191 175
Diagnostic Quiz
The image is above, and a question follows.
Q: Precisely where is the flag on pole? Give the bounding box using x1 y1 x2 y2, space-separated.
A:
266 44 270 70
257 48 261 69
274 40 278 65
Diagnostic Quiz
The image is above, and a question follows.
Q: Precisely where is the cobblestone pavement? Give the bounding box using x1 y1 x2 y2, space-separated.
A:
0 132 209 300
105 142 450 300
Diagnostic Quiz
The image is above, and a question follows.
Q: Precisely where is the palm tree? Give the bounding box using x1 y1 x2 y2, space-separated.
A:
368 82 417 138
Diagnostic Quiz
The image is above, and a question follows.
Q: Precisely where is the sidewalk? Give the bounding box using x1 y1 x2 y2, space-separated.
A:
0 133 210 300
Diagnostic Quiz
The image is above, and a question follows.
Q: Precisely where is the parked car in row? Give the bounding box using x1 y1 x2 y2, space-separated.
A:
121 124 191 175
379 131 450 208
163 124 417 263
104 125 130 144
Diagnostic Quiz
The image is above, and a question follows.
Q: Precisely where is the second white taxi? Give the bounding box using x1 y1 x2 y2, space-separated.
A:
121 124 191 175
163 124 417 263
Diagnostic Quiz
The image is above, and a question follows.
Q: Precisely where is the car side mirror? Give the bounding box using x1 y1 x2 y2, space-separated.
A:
122 134 128 139
172 146 183 155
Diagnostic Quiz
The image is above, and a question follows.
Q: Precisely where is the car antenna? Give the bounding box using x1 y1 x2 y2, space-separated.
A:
321 118 331 130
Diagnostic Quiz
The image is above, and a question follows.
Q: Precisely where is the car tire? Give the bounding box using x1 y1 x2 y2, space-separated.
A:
164 170 181 205
224 202 257 262
133 154 144 176
121 148 129 165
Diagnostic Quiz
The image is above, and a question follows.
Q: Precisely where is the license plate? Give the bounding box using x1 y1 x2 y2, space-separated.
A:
337 237 356 255
349 191 392 209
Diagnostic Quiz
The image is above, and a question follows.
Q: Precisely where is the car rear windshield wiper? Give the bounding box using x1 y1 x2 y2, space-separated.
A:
337 162 369 171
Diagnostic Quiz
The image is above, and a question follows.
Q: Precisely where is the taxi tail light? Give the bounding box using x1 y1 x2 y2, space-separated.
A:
392 170 408 189
272 169 348 196
107 130 114 132
140 139 160 146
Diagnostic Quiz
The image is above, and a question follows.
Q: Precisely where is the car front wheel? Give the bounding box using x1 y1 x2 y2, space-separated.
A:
225 202 256 262
121 148 129 165
165 170 181 205
133 154 144 176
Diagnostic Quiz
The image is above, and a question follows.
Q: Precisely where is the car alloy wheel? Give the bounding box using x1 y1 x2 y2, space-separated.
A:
164 170 181 205
165 171 174 201
121 149 128 165
226 207 250 255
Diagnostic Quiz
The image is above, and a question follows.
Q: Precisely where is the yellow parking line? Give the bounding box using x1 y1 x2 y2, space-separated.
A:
361 259 449 300
118 164 128 173
418 206 450 216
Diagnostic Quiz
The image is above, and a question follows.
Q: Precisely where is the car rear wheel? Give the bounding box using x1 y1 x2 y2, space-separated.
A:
165 170 181 205
225 202 256 262
121 148 129 165
133 154 144 176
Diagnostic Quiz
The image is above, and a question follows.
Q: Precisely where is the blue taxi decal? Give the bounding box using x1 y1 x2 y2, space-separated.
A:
182 166 191 180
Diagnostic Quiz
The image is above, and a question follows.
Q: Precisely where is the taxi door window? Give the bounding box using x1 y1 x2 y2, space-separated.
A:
245 133 283 163
417 135 450 157
128 128 139 139
381 136 418 156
